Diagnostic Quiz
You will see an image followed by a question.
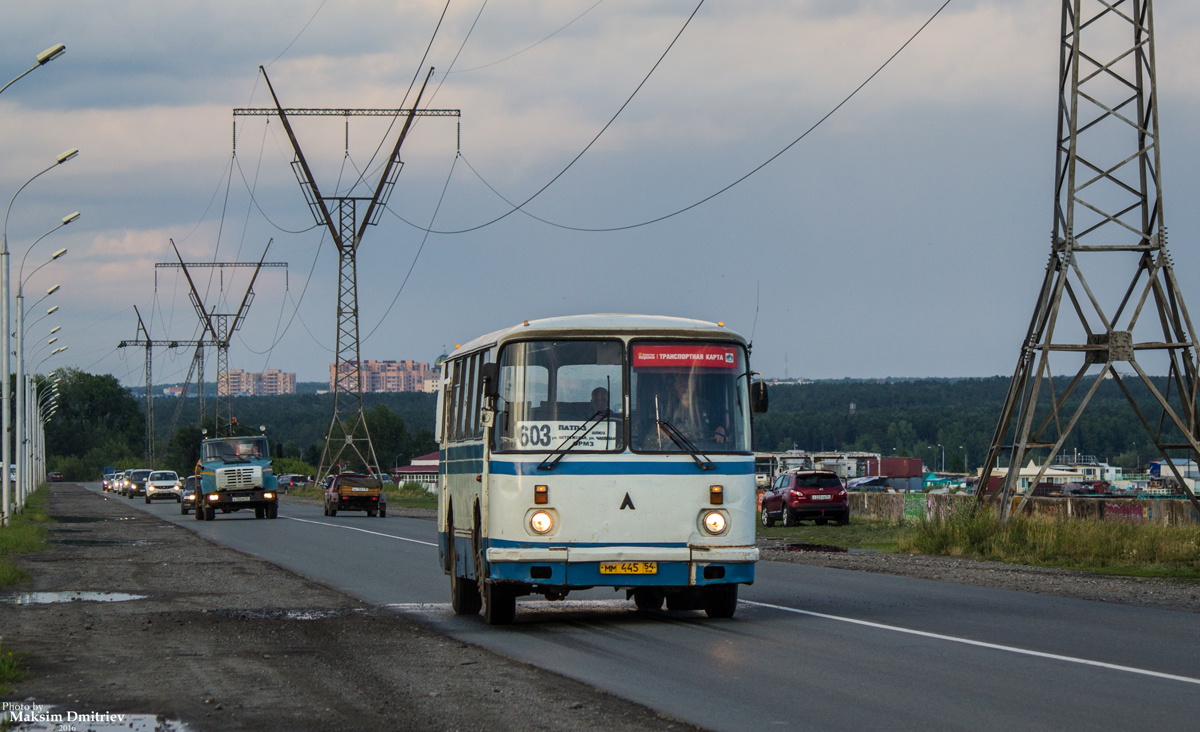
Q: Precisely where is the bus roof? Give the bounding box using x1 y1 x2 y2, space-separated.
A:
455 314 746 355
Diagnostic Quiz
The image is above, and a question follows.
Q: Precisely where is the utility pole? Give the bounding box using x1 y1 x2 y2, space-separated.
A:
160 239 286 437
247 66 459 482
976 0 1200 521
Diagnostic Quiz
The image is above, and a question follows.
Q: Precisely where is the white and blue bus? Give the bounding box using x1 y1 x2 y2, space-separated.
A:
436 314 768 624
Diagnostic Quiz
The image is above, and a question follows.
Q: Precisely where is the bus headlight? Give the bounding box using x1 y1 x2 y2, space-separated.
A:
702 511 727 535
530 511 554 534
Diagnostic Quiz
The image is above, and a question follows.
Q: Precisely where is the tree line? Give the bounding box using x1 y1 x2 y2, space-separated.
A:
43 370 1183 480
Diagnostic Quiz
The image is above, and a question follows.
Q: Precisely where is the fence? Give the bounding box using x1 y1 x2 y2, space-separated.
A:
850 493 1200 526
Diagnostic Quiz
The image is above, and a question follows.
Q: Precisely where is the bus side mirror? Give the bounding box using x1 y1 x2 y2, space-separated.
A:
751 377 769 414
480 362 499 399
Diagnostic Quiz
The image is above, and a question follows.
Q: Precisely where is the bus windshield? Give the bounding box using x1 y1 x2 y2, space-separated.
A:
203 438 269 462
629 342 751 453
494 340 625 452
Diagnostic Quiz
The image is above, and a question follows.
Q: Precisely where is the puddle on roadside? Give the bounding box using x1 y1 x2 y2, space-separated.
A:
220 608 363 621
786 543 881 554
3 591 148 605
6 709 190 731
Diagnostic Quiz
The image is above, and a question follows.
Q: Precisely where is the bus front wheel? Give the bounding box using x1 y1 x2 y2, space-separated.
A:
703 584 738 619
448 515 482 615
483 583 516 625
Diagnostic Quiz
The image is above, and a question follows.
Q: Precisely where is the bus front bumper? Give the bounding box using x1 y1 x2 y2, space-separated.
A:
485 545 758 586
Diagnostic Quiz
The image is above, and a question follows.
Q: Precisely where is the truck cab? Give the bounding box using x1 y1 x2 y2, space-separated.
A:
195 435 279 521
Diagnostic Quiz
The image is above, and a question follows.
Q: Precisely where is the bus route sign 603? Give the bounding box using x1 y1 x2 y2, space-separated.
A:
516 421 615 449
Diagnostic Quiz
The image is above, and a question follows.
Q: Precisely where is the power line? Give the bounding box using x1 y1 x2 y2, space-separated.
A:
445 0 602 75
411 0 707 236
395 0 952 236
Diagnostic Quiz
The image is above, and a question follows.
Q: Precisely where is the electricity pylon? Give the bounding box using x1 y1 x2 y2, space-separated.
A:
118 307 205 467
249 66 458 482
977 0 1200 520
162 239 286 437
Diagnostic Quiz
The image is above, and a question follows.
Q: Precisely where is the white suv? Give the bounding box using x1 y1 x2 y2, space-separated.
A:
145 471 182 503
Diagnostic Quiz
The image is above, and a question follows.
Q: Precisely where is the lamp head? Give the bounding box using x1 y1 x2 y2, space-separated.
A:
61 212 79 225
49 326 59 334
51 248 67 260
46 306 58 315
45 284 59 296
47 337 57 346
55 149 78 165
36 44 66 65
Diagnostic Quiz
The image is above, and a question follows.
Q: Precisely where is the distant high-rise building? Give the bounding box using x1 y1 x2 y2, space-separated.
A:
218 369 297 396
329 360 436 393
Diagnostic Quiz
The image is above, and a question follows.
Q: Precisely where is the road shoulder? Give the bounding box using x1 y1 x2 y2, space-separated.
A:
1 484 699 731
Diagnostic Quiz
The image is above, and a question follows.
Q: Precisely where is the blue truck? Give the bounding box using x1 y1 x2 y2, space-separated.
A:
194 435 279 521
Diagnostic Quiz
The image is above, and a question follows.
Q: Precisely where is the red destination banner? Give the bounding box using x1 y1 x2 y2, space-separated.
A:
632 345 739 369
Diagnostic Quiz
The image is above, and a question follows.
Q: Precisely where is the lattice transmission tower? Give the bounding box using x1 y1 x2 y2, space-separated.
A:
160 239 287 437
977 0 1200 520
240 66 459 482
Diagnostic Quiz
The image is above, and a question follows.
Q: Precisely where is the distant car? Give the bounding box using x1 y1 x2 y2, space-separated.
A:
323 473 385 517
145 470 182 503
102 470 118 491
117 469 134 496
180 475 197 515
47 471 64 482
760 470 850 527
279 474 309 493
126 469 152 497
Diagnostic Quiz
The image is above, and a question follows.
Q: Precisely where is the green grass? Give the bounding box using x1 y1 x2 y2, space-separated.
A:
758 519 914 553
288 481 437 509
0 486 51 589
0 639 25 695
902 508 1200 581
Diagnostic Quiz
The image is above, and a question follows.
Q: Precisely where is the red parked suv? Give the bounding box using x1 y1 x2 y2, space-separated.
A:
760 470 849 527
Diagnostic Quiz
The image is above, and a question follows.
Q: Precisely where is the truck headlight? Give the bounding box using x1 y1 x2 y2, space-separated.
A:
263 492 274 499
702 511 727 535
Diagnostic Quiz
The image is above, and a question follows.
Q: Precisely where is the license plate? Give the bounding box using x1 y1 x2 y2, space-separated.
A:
231 496 251 502
812 494 832 501
350 487 369 492
599 562 657 575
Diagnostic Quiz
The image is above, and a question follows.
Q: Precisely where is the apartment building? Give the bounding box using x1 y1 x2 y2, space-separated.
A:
218 369 297 396
329 360 437 393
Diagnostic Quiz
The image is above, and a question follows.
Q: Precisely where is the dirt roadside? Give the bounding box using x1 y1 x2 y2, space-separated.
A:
759 539 1200 614
0 484 701 732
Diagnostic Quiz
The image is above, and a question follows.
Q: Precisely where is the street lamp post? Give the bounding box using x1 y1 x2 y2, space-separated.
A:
1 45 66 97
2 150 77 524
959 445 967 475
17 221 72 508
17 280 63 509
935 443 945 473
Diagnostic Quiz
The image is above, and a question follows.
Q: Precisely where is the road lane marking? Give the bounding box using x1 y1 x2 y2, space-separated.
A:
281 516 437 547
741 599 1200 687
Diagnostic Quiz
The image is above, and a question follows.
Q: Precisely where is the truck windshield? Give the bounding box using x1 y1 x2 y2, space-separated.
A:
493 340 625 452
203 438 269 462
629 342 751 453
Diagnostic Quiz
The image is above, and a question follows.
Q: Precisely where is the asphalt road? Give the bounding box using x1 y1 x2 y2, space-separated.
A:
91 484 1200 731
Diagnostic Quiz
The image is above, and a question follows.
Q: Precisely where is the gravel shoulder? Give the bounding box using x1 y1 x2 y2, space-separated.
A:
0 484 699 732
758 538 1200 614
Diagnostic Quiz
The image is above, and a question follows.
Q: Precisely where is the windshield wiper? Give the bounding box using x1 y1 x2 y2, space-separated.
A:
538 410 612 471
655 419 716 470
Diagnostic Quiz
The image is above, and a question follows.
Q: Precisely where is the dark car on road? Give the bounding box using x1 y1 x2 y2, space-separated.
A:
180 475 198 515
47 471 64 482
323 474 386 517
126 469 152 498
760 470 849 527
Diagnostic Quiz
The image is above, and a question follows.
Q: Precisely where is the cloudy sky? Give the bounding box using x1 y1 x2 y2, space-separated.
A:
3 0 1200 387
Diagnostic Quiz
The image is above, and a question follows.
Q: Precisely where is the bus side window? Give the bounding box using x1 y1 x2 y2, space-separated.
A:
473 352 489 439
446 359 462 442
463 355 478 441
